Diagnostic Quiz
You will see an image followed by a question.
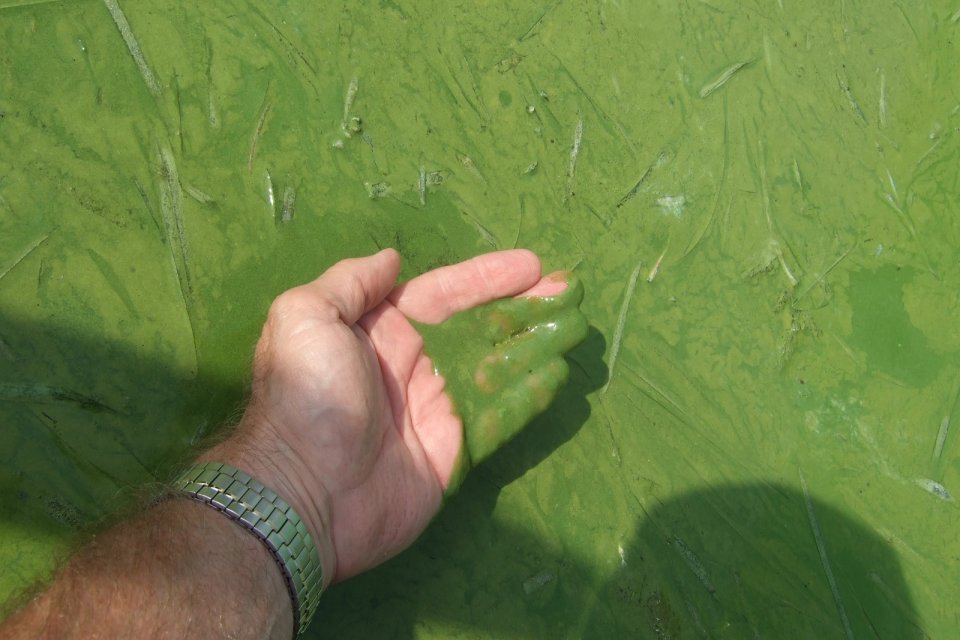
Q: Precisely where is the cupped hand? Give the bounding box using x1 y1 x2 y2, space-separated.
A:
204 248 587 588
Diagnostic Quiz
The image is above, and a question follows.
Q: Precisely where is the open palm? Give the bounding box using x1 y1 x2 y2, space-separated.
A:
215 248 585 586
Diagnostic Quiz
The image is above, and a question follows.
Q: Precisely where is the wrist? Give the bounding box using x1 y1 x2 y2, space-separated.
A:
198 420 338 591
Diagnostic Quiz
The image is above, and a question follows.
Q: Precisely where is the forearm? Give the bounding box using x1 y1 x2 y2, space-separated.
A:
1 498 293 640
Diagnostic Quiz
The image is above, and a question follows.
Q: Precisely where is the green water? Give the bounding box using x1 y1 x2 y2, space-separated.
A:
2 0 959 636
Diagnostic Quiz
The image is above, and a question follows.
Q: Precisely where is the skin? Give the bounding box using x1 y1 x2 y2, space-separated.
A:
0 248 587 639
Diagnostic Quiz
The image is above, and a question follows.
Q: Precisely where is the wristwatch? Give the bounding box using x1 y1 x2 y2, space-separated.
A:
173 461 324 637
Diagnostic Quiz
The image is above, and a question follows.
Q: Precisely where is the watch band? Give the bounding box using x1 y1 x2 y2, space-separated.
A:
172 462 324 637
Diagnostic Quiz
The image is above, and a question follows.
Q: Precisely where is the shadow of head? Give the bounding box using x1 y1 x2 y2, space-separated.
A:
586 482 924 638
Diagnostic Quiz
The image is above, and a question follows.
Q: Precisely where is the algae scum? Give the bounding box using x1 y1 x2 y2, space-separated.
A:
1 0 959 636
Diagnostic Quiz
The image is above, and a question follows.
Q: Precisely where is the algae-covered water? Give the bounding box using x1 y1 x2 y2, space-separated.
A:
2 0 959 637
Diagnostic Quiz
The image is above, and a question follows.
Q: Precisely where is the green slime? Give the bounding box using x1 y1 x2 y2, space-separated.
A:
416 274 587 495
1 0 959 636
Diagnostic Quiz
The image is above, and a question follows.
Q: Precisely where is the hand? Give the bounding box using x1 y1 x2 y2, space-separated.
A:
203 248 587 587
413 267 588 489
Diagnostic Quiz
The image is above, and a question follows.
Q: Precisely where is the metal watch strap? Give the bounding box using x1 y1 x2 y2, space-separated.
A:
172 462 324 637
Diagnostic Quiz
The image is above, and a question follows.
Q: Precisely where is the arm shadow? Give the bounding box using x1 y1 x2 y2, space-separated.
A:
0 312 923 639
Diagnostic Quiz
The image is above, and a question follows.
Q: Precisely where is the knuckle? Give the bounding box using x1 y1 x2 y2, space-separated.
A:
268 290 302 317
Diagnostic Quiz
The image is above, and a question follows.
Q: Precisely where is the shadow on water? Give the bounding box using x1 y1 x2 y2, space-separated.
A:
0 316 606 617
323 484 923 639
313 325 608 637
581 484 925 639
0 308 246 614
313 331 924 638
0 311 924 638
479 325 610 490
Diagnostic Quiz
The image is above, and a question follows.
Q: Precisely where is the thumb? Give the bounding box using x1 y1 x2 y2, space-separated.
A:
304 248 402 325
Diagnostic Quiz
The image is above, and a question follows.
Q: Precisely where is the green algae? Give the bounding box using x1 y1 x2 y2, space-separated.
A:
415 273 588 494
848 265 944 387
1 0 959 637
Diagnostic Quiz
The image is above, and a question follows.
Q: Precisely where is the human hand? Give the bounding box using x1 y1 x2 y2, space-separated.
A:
203 249 587 587
412 270 587 493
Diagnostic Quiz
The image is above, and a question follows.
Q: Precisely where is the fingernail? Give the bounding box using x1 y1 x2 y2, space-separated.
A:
535 272 570 297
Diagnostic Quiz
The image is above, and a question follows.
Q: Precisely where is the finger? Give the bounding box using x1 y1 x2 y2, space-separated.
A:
298 248 401 325
405 354 467 491
474 308 588 394
358 301 424 422
389 249 542 324
466 357 570 465
481 273 585 343
517 270 572 298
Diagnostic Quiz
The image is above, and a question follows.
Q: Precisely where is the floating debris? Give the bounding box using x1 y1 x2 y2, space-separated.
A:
0 233 49 283
44 496 86 530
345 115 362 137
102 0 161 97
565 116 583 201
617 543 627 567
183 184 214 205
461 211 499 248
762 33 774 75
673 536 715 594
916 478 953 502
800 470 854 640
247 85 273 172
647 250 666 283
523 161 539 175
157 143 192 297
519 0 561 42
495 51 524 73
793 240 856 304
886 168 899 201
600 258 643 396
656 194 686 217
342 78 363 139
365 181 390 199
836 70 867 124
616 151 668 209
457 153 486 183
418 165 427 205
792 158 805 194
280 185 296 224
206 40 220 129
264 171 276 212
208 88 220 130
934 416 951 459
617 170 653 209
699 61 749 98
0 383 117 413
880 189 918 238
425 171 446 187
916 478 952 501
522 570 556 594
933 381 960 460
742 241 779 280
341 76 359 134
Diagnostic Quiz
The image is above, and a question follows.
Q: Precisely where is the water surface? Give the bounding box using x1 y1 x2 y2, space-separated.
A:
1 0 958 636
